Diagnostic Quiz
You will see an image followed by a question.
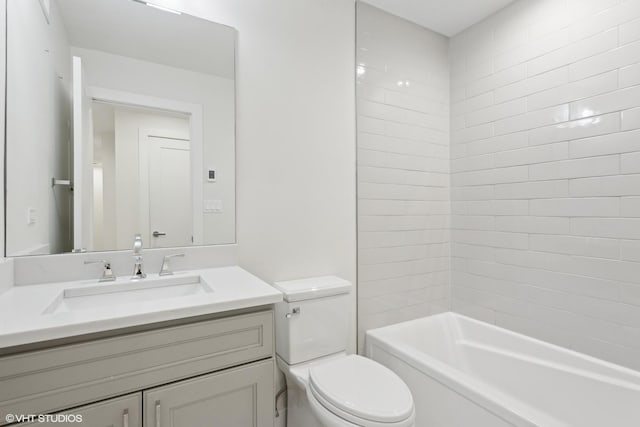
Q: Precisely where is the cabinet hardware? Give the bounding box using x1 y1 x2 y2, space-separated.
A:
285 307 300 319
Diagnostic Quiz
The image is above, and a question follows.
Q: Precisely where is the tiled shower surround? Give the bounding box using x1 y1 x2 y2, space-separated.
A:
356 2 451 347
450 0 640 370
358 0 640 370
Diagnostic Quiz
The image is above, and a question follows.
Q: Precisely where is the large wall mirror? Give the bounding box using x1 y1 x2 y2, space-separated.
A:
5 0 236 256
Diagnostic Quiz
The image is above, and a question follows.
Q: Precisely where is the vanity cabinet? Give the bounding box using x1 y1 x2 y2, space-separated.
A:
19 361 274 427
1 310 275 427
21 394 142 427
144 360 273 427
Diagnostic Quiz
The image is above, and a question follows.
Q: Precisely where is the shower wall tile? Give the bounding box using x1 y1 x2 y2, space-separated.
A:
356 3 450 350
450 0 640 371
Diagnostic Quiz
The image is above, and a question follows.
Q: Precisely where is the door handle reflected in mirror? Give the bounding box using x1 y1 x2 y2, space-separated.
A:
152 231 167 237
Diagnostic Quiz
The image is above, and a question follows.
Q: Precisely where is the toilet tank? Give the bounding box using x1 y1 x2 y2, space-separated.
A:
273 276 351 365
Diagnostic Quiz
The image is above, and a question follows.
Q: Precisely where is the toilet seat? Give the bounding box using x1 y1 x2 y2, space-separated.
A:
307 355 415 427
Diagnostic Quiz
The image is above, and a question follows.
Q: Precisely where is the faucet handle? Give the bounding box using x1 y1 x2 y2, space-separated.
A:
159 253 185 276
84 259 116 282
133 234 143 254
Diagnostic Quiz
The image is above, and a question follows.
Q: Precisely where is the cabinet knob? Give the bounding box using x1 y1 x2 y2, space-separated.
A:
285 307 300 319
155 401 161 427
123 409 129 427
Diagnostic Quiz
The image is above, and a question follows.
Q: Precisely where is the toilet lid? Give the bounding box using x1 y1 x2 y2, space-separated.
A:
308 355 414 424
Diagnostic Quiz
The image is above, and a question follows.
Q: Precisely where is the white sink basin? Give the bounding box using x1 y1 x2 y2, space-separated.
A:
43 275 212 314
0 266 283 349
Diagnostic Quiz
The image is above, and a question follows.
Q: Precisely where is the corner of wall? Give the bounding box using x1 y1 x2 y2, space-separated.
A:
1 0 6 260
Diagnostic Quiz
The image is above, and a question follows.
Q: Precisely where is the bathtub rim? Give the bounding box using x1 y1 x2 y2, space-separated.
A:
365 312 640 427
366 332 549 427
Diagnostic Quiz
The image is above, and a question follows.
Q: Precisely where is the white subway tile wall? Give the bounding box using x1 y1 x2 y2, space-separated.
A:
356 3 450 348
451 0 640 370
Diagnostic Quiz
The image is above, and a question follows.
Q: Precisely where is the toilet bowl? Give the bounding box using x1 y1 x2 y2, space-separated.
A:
273 276 415 427
278 353 415 427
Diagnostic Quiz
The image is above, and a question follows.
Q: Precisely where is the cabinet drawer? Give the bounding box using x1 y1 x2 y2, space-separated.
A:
144 359 274 427
17 393 141 427
0 310 273 424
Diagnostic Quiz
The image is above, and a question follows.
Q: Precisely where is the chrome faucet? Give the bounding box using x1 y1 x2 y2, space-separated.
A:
132 234 146 280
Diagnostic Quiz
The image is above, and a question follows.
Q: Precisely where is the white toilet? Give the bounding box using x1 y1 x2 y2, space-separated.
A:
274 276 415 427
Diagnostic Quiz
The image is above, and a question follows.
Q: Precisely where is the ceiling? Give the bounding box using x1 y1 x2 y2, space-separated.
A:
362 0 515 37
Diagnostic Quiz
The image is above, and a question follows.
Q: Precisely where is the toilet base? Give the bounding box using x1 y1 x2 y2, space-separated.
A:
286 380 364 427
277 353 346 427
285 380 324 427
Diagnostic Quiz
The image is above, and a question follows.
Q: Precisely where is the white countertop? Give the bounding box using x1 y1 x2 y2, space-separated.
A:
0 266 282 349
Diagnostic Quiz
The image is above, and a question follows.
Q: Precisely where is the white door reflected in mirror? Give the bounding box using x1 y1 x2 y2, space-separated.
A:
148 136 192 248
91 102 196 252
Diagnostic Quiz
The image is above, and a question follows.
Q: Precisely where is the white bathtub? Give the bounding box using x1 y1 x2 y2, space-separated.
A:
365 312 640 427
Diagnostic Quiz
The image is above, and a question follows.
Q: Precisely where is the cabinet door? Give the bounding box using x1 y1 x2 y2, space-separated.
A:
144 360 274 427
19 393 141 427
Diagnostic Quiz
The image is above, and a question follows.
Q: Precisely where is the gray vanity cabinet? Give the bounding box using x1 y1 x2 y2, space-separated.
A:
144 359 274 427
21 393 142 427
1 310 275 427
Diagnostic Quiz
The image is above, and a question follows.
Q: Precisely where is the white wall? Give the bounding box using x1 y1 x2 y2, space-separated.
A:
99 132 117 250
92 130 116 251
73 47 236 245
92 166 104 249
356 3 450 348
149 0 357 346
450 0 640 370
146 1 357 423
0 0 5 259
6 0 72 256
